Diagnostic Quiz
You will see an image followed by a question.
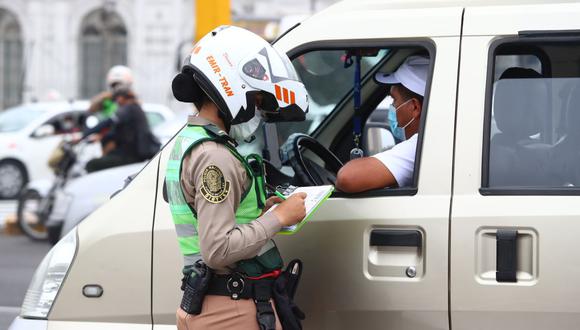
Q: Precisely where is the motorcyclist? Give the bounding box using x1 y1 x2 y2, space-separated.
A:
83 87 159 173
86 65 135 154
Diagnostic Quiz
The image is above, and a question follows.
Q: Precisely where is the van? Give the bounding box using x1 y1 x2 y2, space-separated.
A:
10 0 580 329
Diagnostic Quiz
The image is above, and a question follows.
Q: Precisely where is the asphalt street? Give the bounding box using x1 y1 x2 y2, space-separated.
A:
0 233 51 330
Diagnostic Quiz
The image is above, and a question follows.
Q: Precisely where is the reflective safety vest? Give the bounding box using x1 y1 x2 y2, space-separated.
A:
165 124 283 276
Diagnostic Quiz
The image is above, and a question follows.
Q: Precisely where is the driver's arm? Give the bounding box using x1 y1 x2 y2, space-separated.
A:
336 157 397 193
336 134 417 192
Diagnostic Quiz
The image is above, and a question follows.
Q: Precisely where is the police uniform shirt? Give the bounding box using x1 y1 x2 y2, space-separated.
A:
180 116 282 274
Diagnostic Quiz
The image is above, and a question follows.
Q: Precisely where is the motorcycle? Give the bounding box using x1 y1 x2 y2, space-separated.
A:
17 138 89 242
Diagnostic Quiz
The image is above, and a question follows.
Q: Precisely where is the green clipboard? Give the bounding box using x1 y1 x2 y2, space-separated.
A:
276 185 334 235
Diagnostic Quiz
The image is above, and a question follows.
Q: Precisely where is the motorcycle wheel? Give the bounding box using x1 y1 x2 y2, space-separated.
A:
17 189 49 240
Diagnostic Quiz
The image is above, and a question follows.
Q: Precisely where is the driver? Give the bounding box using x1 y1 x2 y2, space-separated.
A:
336 55 429 193
168 26 309 330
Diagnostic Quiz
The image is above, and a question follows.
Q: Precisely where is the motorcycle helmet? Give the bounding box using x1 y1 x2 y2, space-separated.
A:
106 65 134 92
172 25 309 126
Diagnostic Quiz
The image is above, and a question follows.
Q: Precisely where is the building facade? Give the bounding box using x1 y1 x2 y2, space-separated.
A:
0 0 338 110
0 0 194 109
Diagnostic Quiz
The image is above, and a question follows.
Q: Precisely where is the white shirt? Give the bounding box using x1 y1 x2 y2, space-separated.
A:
372 134 417 188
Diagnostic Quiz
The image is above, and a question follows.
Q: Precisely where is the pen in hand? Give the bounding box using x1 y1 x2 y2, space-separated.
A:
273 190 287 200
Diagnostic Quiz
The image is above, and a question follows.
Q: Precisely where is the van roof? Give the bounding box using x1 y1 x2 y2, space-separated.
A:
335 0 578 10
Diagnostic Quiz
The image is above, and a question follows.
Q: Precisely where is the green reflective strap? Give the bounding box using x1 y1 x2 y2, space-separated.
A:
171 204 194 216
178 236 200 255
166 165 180 181
175 223 197 237
180 125 212 140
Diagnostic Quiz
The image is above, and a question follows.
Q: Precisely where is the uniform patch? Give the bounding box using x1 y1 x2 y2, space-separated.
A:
200 165 230 203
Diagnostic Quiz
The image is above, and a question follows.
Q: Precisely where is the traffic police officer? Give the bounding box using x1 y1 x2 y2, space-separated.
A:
167 26 310 330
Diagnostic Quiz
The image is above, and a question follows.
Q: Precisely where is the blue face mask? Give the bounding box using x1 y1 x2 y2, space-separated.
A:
387 99 414 142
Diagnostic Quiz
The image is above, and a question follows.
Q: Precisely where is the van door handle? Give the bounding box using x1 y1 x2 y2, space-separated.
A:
496 229 518 282
370 230 422 248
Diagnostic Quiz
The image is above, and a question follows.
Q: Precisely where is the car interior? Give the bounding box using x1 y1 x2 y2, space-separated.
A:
485 39 580 189
249 45 432 196
37 111 87 137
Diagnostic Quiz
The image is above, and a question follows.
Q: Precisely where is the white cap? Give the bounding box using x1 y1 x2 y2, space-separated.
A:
375 55 429 96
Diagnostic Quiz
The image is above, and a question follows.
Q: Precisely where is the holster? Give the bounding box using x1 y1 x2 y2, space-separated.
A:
180 260 212 315
272 259 305 330
254 280 277 330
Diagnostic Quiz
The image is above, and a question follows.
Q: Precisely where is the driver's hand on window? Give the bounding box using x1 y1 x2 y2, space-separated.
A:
273 192 307 227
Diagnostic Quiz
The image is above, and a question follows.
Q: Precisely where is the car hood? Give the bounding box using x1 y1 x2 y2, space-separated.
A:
64 162 147 199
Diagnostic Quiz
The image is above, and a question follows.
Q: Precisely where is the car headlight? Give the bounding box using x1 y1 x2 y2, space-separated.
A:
21 228 77 319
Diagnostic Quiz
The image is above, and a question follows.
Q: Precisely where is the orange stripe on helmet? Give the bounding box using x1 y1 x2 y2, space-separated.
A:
290 91 296 104
275 85 282 101
283 88 289 104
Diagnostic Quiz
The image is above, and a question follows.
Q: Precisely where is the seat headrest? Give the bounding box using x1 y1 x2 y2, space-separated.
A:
565 84 580 138
493 67 546 139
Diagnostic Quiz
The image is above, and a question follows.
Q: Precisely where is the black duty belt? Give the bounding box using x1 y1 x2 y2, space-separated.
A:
207 273 276 300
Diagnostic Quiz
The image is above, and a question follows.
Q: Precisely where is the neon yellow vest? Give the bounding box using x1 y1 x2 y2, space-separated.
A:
166 124 282 276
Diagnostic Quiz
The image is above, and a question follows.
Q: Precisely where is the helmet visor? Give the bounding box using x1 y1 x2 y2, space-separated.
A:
242 59 268 81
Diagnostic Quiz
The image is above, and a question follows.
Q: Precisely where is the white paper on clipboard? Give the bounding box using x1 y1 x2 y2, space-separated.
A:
267 185 334 234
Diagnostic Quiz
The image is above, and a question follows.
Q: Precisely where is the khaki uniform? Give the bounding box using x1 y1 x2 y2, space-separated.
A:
176 116 282 330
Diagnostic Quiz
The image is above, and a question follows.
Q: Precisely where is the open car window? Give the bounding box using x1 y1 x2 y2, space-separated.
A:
255 45 434 195
238 49 389 158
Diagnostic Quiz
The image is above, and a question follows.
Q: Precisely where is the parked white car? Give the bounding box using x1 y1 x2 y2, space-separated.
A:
0 101 174 199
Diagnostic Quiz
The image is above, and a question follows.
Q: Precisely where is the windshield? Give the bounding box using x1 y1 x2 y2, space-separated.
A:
0 107 46 133
277 49 389 142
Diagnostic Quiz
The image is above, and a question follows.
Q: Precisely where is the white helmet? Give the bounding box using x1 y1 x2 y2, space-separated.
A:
106 65 134 92
172 25 309 125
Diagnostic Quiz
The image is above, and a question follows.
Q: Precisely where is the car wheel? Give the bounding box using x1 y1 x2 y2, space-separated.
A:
17 189 49 241
47 222 63 245
0 160 27 200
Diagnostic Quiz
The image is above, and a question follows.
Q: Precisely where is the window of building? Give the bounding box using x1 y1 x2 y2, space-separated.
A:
484 38 580 191
79 8 127 99
0 8 23 109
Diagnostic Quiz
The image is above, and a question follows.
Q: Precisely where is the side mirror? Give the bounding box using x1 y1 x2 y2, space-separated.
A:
85 115 99 129
33 124 55 138
363 124 395 155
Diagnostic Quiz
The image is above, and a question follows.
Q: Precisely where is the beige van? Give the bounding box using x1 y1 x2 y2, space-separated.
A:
10 0 580 329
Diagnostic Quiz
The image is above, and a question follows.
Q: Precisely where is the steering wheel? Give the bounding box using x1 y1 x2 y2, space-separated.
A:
281 133 344 186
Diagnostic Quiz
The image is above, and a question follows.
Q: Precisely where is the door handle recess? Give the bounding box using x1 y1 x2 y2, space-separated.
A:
370 230 422 248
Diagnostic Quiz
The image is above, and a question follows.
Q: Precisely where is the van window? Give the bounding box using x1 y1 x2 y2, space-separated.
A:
484 39 580 190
